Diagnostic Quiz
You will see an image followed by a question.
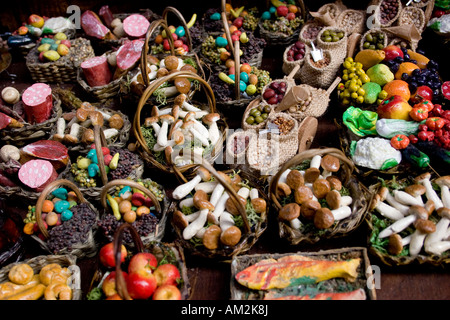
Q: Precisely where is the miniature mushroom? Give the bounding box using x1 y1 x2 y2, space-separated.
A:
173 210 191 229
378 205 429 239
189 126 210 147
185 111 209 139
1 87 20 104
220 225 241 247
393 189 423 207
179 197 194 209
210 183 225 207
310 155 322 169
313 179 331 199
165 145 173 165
251 198 266 214
219 211 235 232
409 219 436 257
237 187 250 200
304 167 320 183
89 111 104 127
331 206 352 220
435 176 450 208
225 195 247 216
326 176 342 191
369 194 404 221
81 128 95 145
314 208 335 229
53 118 66 142
279 203 301 230
294 186 314 205
388 233 411 255
286 170 304 190
326 190 341 210
195 181 218 193
109 114 124 130
424 207 450 251
203 225 222 250
0 145 20 162
144 116 161 135
203 113 221 145
211 192 230 222
378 187 409 216
278 169 291 184
174 77 191 95
300 199 321 220
63 123 80 144
157 114 175 147
321 154 340 178
405 184 426 206
424 240 450 256
276 182 292 198
172 167 211 200
341 196 353 207
103 128 119 140
415 172 443 210
193 190 209 209
174 93 202 112
182 208 209 240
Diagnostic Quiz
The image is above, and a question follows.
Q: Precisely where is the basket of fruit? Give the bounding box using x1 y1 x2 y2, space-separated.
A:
282 40 309 78
230 247 377 300
64 125 144 202
170 157 268 259
0 254 81 300
269 148 371 245
0 85 62 147
49 101 130 155
258 0 306 47
86 224 190 300
25 179 99 259
133 70 227 183
359 29 389 52
0 139 71 204
25 37 95 83
97 178 170 246
367 173 450 266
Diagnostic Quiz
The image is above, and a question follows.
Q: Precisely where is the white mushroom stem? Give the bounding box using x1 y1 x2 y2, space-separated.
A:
182 209 208 240
445 227 450 241
68 123 81 139
340 196 353 207
374 201 404 221
310 155 322 169
249 188 259 200
440 185 450 208
409 228 427 257
384 192 410 216
331 206 352 220
401 234 412 246
378 215 417 238
424 241 450 256
290 218 302 229
237 187 250 200
103 128 119 140
181 100 202 112
211 192 229 222
157 120 170 147
195 227 207 239
219 211 235 232
425 208 450 249
172 175 202 200
418 176 444 209
97 110 112 121
153 140 175 152
192 119 210 139
393 190 423 207
179 198 194 209
185 211 201 223
278 169 291 185
189 127 210 147
53 118 66 141
178 110 208 119
194 181 218 193
210 184 225 207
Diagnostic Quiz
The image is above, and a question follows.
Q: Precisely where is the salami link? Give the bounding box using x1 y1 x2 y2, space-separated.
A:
21 140 69 170
21 83 52 124
81 10 111 40
123 14 150 38
81 56 112 87
18 159 58 191
114 40 144 79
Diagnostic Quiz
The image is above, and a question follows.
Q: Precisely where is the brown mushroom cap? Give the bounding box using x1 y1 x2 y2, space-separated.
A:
437 207 450 220
174 77 191 94
164 56 179 71
414 172 431 183
313 179 331 199
230 173 241 192
76 108 90 122
326 190 342 210
424 200 435 216
388 234 404 255
157 67 169 78
197 167 211 181
409 205 429 220
251 198 266 214
220 226 241 246
321 154 340 172
196 200 215 212
193 190 209 209
173 130 185 145
174 93 187 106
300 199 321 220
294 186 313 205
369 194 381 211
172 210 188 229
276 182 292 198
165 146 173 165
377 187 389 201
180 64 197 74
217 171 232 186
326 176 342 191
435 176 450 188
405 184 426 197
147 55 160 65
81 128 94 144
159 114 175 124
203 225 222 250
286 170 304 190
225 195 247 216
80 102 95 112
314 208 335 229
203 113 221 126
279 203 300 221
304 167 320 183
89 111 104 127
109 114 124 130
414 219 436 234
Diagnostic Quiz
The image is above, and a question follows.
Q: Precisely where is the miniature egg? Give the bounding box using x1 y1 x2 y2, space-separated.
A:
51 188 68 200
215 36 228 48
54 200 70 213
61 209 73 222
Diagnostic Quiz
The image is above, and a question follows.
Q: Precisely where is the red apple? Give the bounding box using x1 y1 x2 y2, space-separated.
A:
233 17 243 28
174 39 184 48
152 284 182 300
153 263 181 287
286 12 296 20
102 271 128 297
163 38 171 51
60 39 71 49
383 45 404 61
126 271 157 300
106 293 123 300
377 95 412 120
128 252 158 275
276 6 289 17
99 242 127 268
28 14 45 28
410 85 433 104
231 34 240 42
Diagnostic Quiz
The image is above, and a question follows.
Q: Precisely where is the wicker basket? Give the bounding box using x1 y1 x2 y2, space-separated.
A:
0 254 82 300
258 0 307 47
98 178 171 245
170 158 268 260
397 6 426 34
0 94 62 147
336 9 367 35
230 247 377 300
269 148 371 245
366 175 450 266
241 98 273 131
133 70 227 183
359 29 389 52
26 37 95 83
32 179 99 258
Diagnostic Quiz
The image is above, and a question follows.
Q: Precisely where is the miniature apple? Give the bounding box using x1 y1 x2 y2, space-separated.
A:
128 252 158 275
233 17 243 28
28 14 45 28
377 95 413 120
286 12 296 20
126 271 157 300
152 284 182 300
99 242 127 268
102 271 128 297
106 293 123 300
153 263 181 287
410 85 433 104
60 39 71 49
383 45 404 61
276 6 289 17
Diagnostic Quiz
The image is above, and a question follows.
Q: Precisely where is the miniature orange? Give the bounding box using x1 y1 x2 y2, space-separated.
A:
383 80 411 101
42 200 54 213
395 62 420 80
240 63 252 74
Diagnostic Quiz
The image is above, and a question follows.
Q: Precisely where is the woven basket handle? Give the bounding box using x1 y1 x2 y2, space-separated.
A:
162 6 193 53
93 125 108 187
140 19 175 87
265 0 307 20
99 178 162 214
269 148 355 210
113 223 145 300
326 76 341 96
35 179 86 239
193 155 251 234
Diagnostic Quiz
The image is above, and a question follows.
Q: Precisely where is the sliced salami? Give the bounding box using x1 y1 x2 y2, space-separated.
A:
18 159 58 191
116 39 144 71
442 81 450 100
123 14 150 38
81 10 111 40
81 55 112 87
21 140 69 170
21 83 53 124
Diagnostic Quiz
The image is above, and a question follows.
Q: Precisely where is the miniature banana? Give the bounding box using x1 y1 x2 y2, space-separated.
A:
186 13 197 28
219 72 235 84
270 0 286 7
230 6 244 18
107 194 121 220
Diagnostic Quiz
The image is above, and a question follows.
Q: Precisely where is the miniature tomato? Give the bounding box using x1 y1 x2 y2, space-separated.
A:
414 99 434 112
425 117 446 131
391 134 410 150
410 107 428 122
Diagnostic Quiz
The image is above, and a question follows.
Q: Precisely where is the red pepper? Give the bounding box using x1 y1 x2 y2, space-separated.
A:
418 124 428 132
431 104 443 116
391 134 410 149
410 107 428 122
425 117 446 131
442 110 450 121
408 134 418 144
418 130 435 142
414 99 434 112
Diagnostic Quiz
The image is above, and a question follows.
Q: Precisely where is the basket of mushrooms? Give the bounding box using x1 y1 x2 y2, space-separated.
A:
133 70 227 183
269 148 371 245
169 156 268 259
367 173 450 266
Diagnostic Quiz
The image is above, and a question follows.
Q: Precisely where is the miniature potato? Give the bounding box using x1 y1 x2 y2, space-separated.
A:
123 210 137 223
136 206 150 216
119 200 132 214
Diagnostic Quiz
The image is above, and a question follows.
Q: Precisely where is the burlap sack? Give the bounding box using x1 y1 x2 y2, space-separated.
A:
397 6 426 34
337 9 367 35
316 27 348 62
299 50 340 89
282 43 310 78
299 21 325 46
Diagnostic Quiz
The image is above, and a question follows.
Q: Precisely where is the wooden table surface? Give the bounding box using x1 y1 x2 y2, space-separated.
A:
0 29 449 302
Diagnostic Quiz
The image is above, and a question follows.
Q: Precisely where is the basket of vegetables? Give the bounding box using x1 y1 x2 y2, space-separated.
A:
24 179 99 259
133 70 228 183
97 178 170 246
258 0 306 47
86 223 190 300
269 148 371 245
169 157 268 259
367 173 450 266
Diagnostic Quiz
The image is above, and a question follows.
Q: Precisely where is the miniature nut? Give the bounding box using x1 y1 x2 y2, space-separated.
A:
314 208 335 229
203 225 222 250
